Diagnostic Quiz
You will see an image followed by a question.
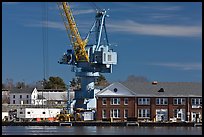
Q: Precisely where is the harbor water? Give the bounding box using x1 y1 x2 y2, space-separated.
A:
2 126 202 135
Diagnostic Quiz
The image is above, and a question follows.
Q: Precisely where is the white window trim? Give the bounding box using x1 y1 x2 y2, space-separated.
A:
138 109 150 118
156 98 168 105
124 109 128 118
102 109 106 118
124 98 128 105
138 98 150 105
110 98 120 105
102 98 107 105
191 98 202 108
110 109 120 118
173 98 186 105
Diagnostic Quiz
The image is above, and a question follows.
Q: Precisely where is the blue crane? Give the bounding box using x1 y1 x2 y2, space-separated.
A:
57 2 117 110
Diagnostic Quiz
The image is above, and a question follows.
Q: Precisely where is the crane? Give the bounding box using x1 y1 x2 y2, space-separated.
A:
57 2 117 111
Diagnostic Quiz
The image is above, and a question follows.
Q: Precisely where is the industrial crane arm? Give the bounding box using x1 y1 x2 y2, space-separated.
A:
58 2 89 62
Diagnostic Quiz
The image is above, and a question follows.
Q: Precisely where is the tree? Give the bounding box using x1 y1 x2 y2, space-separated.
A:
95 74 109 86
5 78 14 90
16 82 27 89
69 77 81 89
44 76 66 89
2 83 5 89
2 95 9 104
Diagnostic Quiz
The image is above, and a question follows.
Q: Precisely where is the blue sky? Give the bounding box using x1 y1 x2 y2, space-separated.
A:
2 2 202 85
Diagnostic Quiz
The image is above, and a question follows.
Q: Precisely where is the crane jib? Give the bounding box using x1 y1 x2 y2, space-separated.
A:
60 2 89 62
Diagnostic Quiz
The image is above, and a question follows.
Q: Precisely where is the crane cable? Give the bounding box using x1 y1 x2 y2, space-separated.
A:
89 2 101 11
42 2 49 82
42 2 49 107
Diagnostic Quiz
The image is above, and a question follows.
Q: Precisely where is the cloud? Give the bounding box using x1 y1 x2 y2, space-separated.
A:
72 9 95 15
25 21 65 30
107 20 201 37
150 62 202 70
55 3 95 15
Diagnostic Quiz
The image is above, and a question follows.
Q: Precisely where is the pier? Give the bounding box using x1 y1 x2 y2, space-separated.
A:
2 121 200 127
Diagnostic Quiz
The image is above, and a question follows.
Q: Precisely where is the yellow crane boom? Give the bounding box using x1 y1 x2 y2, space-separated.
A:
58 2 89 62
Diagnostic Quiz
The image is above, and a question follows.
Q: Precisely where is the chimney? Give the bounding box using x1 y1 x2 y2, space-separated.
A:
152 81 158 85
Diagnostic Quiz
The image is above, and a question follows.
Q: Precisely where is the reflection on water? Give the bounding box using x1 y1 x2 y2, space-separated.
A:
2 126 202 135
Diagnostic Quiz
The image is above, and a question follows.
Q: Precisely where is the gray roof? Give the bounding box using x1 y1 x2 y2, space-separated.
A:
37 89 65 92
38 92 67 100
9 87 35 94
122 81 202 97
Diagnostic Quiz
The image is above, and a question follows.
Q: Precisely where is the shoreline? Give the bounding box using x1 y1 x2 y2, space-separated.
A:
2 121 201 127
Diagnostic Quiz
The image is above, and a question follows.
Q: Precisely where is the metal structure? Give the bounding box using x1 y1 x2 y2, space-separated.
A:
57 2 117 110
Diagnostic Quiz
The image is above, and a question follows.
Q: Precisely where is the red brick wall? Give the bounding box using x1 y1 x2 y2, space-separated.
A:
96 96 202 122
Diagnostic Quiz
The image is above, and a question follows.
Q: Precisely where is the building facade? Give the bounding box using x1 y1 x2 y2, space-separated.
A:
96 82 202 122
9 88 38 105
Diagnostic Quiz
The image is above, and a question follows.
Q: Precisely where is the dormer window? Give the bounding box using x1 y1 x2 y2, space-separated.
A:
158 88 164 92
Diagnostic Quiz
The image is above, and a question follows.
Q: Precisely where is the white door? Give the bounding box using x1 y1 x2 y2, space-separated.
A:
191 112 196 122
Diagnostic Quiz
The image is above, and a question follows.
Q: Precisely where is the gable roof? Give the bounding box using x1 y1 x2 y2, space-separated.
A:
95 82 135 97
10 87 36 94
122 82 202 97
95 81 202 97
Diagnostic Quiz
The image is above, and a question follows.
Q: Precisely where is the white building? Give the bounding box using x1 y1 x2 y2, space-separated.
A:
37 89 68 105
9 88 38 105
17 108 61 119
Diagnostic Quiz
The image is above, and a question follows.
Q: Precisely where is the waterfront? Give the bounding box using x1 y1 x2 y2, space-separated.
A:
2 126 202 135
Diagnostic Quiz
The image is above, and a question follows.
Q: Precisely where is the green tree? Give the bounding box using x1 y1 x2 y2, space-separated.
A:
95 74 109 86
44 76 66 89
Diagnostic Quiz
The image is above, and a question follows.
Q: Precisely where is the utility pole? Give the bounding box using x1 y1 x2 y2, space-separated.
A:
67 83 71 114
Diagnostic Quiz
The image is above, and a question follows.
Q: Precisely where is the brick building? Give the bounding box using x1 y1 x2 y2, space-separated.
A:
95 82 202 122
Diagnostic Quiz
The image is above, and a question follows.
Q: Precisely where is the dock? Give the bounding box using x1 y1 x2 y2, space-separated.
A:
2 121 200 127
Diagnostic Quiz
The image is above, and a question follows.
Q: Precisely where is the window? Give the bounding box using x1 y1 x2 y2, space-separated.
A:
191 98 202 108
27 112 30 114
124 98 128 105
102 109 106 118
124 109 128 118
13 100 15 104
20 112 23 114
111 98 120 105
26 100 29 104
173 109 185 121
173 98 186 105
108 55 111 61
42 112 46 114
138 98 150 105
138 109 150 118
27 95 29 98
156 98 168 105
110 109 120 118
104 53 106 62
20 95 22 99
13 95 15 99
102 98 107 105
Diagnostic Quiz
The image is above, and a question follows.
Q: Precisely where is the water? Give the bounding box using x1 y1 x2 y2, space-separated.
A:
2 126 202 135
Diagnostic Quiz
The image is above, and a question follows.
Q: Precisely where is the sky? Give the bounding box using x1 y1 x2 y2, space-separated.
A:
2 2 202 85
